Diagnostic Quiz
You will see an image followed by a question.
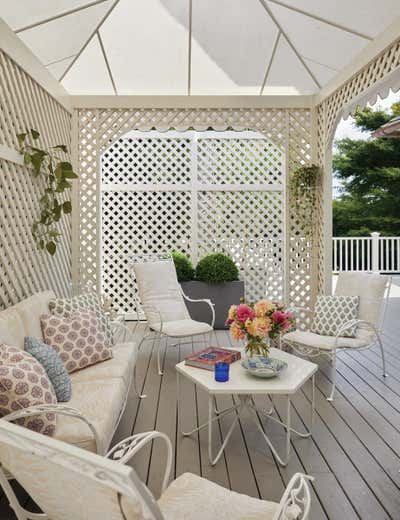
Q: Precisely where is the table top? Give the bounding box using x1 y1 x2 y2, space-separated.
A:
176 348 318 395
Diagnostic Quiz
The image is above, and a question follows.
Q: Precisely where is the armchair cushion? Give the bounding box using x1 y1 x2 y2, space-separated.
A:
158 472 278 520
151 319 213 337
0 344 57 436
25 336 72 402
311 295 359 337
284 329 373 351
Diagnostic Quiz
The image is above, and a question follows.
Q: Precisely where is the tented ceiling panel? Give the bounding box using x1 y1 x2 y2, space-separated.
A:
2 0 400 96
190 0 277 95
62 36 114 94
98 0 188 94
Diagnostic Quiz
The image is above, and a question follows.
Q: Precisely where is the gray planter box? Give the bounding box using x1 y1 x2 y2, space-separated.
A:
180 280 245 329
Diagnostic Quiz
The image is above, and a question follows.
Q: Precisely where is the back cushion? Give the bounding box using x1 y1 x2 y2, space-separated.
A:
134 260 189 326
0 308 26 350
335 272 388 326
14 291 56 341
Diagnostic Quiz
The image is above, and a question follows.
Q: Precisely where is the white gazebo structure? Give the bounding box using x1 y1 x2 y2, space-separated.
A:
1 4 400 519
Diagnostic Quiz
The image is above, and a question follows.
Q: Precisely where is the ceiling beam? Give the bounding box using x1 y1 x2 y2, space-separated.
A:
97 31 117 94
267 0 373 40
60 0 121 82
258 0 321 89
260 30 281 95
15 0 109 33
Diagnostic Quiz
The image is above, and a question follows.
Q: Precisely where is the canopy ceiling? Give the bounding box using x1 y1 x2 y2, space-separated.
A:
1 0 400 96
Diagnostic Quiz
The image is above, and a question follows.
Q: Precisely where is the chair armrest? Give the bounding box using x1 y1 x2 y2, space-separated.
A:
1 405 102 454
335 319 378 340
181 290 215 328
273 473 314 520
106 431 172 493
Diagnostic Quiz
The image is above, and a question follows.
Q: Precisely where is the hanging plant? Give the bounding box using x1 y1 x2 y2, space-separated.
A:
289 164 321 236
17 129 78 255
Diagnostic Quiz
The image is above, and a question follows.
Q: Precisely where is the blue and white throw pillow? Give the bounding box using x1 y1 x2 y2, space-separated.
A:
25 336 72 402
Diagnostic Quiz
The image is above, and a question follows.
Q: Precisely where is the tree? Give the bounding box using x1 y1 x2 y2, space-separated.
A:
333 102 400 236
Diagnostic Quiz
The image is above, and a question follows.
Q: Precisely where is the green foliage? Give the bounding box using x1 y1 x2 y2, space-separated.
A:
196 253 239 284
289 164 321 236
17 129 78 255
171 251 195 281
333 103 400 236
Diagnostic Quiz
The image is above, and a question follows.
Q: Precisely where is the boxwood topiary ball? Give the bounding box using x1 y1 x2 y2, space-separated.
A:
171 251 195 282
196 253 239 284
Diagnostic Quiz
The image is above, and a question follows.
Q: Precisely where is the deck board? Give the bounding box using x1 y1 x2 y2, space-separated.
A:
1 286 400 519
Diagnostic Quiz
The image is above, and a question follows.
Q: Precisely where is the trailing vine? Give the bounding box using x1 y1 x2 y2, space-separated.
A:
17 129 78 255
289 164 321 237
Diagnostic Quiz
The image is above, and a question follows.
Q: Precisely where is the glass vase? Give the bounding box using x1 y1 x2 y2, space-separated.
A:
245 337 270 358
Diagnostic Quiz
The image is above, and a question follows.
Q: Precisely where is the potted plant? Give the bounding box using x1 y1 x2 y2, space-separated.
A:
177 252 245 329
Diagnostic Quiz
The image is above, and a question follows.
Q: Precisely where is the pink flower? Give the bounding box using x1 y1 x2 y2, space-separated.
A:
272 311 292 331
236 304 255 323
230 322 246 341
254 317 271 337
254 299 275 317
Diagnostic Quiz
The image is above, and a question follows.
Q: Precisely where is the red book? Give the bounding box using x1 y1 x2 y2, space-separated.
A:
185 347 241 371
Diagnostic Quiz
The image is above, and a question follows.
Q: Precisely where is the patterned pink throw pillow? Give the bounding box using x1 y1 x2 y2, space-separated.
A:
41 310 113 374
0 344 57 436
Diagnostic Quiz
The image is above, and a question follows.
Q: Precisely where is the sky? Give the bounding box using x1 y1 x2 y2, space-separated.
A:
332 89 399 197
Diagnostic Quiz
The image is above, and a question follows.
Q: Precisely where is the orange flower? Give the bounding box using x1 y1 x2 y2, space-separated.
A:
254 317 271 337
245 319 256 336
254 299 274 317
228 305 237 321
230 321 246 341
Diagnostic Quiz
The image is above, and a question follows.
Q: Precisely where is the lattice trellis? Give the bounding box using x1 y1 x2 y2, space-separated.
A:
0 50 71 308
75 108 313 316
316 36 400 294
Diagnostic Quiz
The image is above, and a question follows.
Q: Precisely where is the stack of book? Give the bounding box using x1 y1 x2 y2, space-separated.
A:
185 346 241 371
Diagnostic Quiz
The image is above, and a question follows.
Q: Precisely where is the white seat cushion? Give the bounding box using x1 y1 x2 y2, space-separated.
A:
151 319 213 337
0 308 26 349
283 329 373 351
54 378 126 453
158 473 279 520
70 342 136 389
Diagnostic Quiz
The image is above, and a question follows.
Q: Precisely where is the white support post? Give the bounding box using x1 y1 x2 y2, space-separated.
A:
371 232 380 273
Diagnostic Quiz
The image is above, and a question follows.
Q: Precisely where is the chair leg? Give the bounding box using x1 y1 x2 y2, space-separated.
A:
327 350 336 402
377 332 387 377
157 334 164 376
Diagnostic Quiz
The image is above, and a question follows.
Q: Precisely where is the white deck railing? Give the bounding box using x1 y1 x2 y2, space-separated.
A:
333 233 400 273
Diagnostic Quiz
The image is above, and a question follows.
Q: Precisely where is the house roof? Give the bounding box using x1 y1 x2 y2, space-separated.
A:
1 0 400 96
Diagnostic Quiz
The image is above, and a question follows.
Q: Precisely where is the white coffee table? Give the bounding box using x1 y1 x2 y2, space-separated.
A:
176 348 317 467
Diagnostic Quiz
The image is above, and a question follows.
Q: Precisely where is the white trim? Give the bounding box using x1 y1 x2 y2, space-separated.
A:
315 16 400 105
0 18 71 112
101 183 283 192
70 94 314 108
0 144 23 165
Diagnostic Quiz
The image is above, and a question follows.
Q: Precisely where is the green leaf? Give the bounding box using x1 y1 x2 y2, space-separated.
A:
52 144 68 153
46 241 56 255
60 161 73 171
31 152 44 174
53 204 62 222
23 152 31 165
63 200 72 214
17 133 27 146
56 180 72 192
63 170 78 179
30 129 40 140
55 163 63 183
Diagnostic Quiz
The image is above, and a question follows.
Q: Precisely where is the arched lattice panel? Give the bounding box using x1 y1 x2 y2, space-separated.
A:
75 108 313 316
316 37 400 293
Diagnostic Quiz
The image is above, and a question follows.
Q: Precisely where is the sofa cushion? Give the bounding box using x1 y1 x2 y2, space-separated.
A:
25 337 72 403
54 378 126 453
159 472 279 520
283 328 374 351
0 308 26 350
14 291 56 342
0 344 57 436
41 310 113 374
49 292 114 346
70 342 136 389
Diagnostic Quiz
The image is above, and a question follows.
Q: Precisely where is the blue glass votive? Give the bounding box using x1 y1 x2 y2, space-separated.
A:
215 362 230 382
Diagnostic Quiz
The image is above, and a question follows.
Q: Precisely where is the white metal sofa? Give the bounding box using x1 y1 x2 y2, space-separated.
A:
0 420 313 520
0 291 137 455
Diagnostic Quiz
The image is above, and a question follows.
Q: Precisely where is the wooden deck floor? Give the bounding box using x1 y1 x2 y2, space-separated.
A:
1 280 400 519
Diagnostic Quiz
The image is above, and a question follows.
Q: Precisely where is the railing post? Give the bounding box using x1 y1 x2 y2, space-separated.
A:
371 232 380 273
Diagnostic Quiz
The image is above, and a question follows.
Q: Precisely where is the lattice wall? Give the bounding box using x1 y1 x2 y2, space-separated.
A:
74 108 313 315
316 37 400 293
0 50 72 308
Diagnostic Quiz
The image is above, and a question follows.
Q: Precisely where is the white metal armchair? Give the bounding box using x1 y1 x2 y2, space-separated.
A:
0 420 313 520
283 272 391 401
131 255 215 376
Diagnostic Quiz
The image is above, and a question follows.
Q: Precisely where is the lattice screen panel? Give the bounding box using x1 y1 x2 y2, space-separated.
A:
75 107 314 316
316 36 400 294
0 51 71 308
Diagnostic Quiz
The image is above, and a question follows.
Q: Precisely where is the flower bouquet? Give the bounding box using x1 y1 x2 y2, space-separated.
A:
226 299 294 358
